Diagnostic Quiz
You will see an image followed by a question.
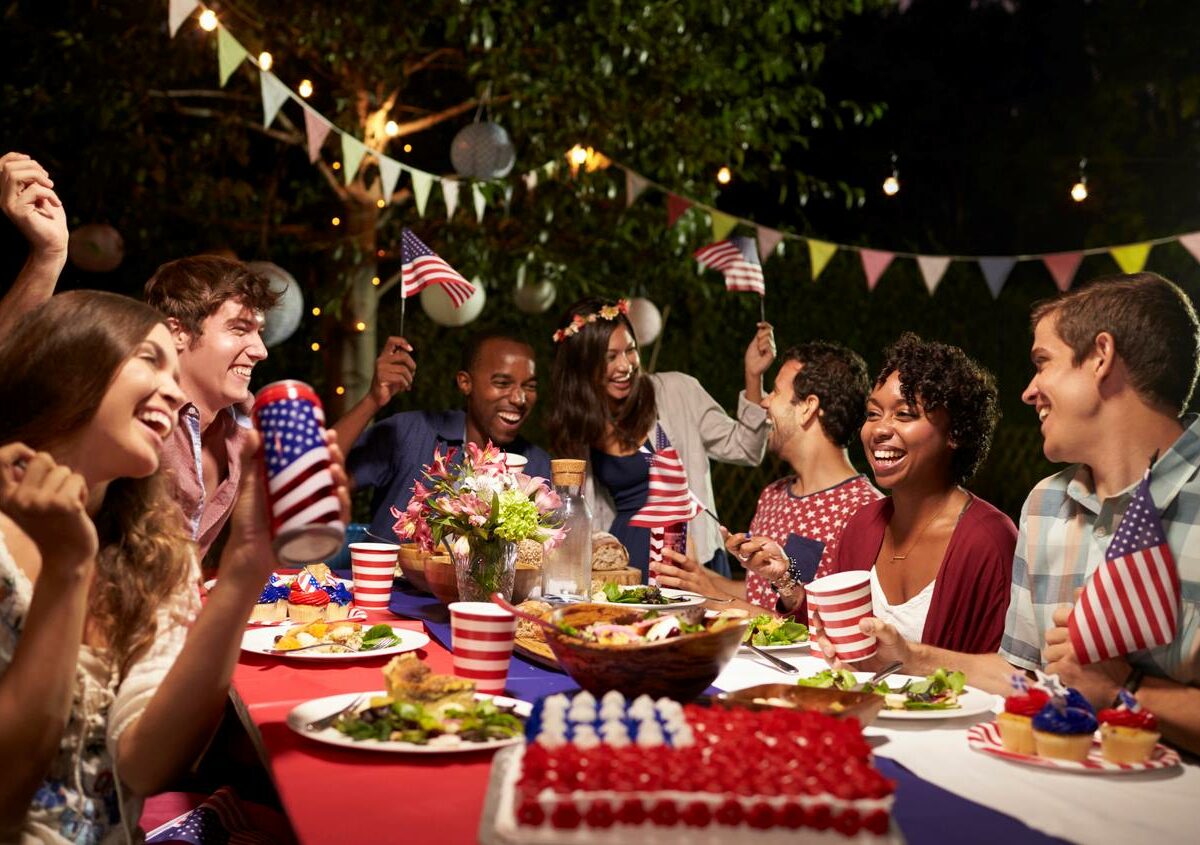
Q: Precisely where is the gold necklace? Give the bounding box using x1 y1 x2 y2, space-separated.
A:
887 495 954 561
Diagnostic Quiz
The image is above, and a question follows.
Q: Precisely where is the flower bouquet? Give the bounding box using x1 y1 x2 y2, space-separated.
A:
391 442 563 601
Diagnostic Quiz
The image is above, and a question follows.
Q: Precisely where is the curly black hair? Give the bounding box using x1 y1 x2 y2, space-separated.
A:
875 332 1000 484
781 341 870 448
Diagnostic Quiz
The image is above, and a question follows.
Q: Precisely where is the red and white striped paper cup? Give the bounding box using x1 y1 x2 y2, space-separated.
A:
448 601 516 695
805 570 877 663
349 542 399 610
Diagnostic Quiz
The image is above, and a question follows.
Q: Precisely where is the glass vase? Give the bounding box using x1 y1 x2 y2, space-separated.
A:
449 535 518 602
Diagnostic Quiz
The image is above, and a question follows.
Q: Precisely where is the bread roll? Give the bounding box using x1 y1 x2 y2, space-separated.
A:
591 531 630 571
515 600 552 641
516 538 544 568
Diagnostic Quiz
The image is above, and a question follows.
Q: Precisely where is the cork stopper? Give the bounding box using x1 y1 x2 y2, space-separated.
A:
551 458 586 486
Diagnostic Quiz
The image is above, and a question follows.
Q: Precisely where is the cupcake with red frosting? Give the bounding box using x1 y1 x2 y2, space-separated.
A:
287 584 331 622
997 676 1050 755
1098 690 1160 764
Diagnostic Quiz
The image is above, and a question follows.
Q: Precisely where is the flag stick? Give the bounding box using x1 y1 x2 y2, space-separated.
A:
759 295 765 323
399 291 407 338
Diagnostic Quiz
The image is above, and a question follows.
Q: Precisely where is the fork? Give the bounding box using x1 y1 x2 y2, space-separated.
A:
305 694 366 731
268 642 356 654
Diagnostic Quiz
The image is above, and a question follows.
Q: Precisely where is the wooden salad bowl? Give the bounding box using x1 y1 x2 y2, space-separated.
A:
422 553 458 605
544 603 749 701
397 544 431 593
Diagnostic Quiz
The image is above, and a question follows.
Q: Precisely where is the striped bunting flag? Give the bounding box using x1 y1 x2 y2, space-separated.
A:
400 228 476 306
693 236 765 296
1068 468 1182 663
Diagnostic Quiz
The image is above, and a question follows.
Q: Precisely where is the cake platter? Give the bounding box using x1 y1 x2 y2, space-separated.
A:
967 721 1181 773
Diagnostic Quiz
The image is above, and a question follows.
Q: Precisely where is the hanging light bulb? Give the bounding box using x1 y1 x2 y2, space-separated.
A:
198 10 218 31
354 320 367 332
1071 157 1088 202
716 166 732 185
258 51 273 72
298 79 314 98
882 152 900 197
376 198 386 208
568 145 589 167
335 386 346 395
403 143 412 153
310 341 321 351
385 120 399 137
311 306 321 316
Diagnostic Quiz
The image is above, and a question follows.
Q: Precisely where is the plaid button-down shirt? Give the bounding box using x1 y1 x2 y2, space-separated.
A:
1000 415 1200 684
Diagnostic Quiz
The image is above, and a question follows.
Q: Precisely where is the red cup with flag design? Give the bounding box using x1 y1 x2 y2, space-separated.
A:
349 543 400 610
805 570 877 663
448 601 516 695
252 380 345 565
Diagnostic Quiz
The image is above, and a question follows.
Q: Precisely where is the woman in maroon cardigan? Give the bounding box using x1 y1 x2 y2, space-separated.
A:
814 333 1016 655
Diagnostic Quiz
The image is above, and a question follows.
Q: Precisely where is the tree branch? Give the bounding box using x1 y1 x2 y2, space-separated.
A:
403 47 462 77
391 96 510 138
165 105 303 145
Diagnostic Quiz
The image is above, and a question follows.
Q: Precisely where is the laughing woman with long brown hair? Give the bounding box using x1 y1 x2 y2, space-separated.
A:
547 297 775 578
0 291 346 843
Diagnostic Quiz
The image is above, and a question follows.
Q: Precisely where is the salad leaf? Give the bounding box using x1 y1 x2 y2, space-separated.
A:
796 669 858 690
363 623 394 640
744 614 809 645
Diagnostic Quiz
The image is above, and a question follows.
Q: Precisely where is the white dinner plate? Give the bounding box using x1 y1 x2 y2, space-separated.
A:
967 721 1181 774
590 586 707 611
739 639 812 652
241 626 428 660
864 673 999 720
287 691 531 754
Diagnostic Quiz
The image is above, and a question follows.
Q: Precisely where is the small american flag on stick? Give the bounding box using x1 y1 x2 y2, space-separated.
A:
400 228 476 306
1068 468 1181 664
694 235 765 296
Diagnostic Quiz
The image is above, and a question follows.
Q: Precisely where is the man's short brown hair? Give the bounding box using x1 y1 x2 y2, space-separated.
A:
144 255 278 339
1030 272 1200 414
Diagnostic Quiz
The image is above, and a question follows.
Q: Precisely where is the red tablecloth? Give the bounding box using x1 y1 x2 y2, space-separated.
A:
231 614 500 845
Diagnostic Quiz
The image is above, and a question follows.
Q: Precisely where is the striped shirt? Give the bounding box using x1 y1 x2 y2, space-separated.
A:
1000 415 1200 684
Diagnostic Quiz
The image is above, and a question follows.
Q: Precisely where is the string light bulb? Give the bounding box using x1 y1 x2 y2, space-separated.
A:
311 306 321 316
385 120 399 137
376 198 386 208
355 320 367 332
716 166 732 185
298 79 314 98
568 145 589 166
403 143 412 153
371 276 381 286
310 342 321 352
1071 157 1088 203
335 386 346 395
331 161 341 170
331 216 341 226
882 152 900 197
258 52 273 72
198 10 218 31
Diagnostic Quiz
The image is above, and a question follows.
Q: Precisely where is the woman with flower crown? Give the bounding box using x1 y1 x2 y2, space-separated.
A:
547 297 775 579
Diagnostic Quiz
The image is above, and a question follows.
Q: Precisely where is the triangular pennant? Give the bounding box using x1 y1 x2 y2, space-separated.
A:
978 256 1017 299
542 160 559 179
340 133 368 185
861 249 895 292
377 156 403 205
1110 243 1152 274
259 71 291 128
522 170 539 194
807 239 838 281
756 226 785 263
169 0 200 37
441 179 460 220
303 106 332 163
409 168 434 216
916 256 951 295
217 28 249 87
472 183 487 222
625 170 650 208
710 210 738 242
1042 252 1084 293
1177 232 1200 265
666 194 693 228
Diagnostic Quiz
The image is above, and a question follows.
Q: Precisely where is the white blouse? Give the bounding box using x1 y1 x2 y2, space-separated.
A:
869 567 935 644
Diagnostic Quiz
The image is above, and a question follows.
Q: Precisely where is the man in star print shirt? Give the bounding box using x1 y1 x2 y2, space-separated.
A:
654 341 880 614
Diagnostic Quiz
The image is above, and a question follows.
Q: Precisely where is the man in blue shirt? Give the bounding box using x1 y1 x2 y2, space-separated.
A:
336 331 552 540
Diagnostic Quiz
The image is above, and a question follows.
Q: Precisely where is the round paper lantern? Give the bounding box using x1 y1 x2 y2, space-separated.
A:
450 122 516 181
420 279 486 327
513 278 557 315
626 297 663 345
67 223 124 273
247 261 304 348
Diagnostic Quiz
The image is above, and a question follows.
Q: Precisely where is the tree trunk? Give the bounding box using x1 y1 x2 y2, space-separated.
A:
327 200 380 417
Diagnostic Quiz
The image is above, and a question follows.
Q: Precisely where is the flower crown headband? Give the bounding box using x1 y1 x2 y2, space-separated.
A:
552 299 630 343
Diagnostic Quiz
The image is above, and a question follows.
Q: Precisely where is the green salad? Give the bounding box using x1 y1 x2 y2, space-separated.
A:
743 614 809 646
795 668 967 710
334 698 523 744
594 583 685 605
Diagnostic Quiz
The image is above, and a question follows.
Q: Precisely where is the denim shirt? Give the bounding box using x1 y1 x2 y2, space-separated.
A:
347 409 552 540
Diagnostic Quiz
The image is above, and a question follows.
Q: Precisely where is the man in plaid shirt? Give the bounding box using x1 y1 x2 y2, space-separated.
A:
815 272 1200 755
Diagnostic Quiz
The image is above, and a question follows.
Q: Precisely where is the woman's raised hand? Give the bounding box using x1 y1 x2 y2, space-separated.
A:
743 321 777 378
0 444 97 576
722 526 788 583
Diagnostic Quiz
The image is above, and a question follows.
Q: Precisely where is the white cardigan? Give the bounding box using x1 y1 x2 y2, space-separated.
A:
586 371 769 567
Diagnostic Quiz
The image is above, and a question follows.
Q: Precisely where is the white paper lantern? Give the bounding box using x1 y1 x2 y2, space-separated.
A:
513 278 557 314
420 279 486 327
67 223 124 273
450 122 516 181
247 261 304 347
626 297 662 345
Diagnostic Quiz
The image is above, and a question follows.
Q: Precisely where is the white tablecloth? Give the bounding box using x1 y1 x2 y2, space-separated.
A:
714 653 1200 845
